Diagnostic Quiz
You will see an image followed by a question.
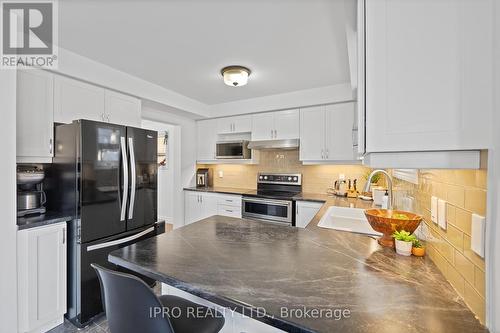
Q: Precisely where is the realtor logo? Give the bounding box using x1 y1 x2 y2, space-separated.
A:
1 0 58 68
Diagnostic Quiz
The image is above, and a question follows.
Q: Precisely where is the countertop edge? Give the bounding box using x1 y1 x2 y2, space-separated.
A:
17 213 73 231
108 253 318 333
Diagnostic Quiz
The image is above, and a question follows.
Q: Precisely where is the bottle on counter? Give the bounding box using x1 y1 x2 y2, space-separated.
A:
381 190 389 209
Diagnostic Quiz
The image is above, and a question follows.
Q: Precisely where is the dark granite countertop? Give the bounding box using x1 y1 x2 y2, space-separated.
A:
109 196 486 333
183 186 254 195
17 211 73 230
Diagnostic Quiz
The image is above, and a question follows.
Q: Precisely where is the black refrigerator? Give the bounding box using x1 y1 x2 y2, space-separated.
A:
51 119 164 327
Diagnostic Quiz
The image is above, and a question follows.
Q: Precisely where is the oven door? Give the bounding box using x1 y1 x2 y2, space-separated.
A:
242 197 293 224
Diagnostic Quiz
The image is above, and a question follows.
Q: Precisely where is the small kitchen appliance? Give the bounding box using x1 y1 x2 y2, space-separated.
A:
196 168 212 188
17 167 47 217
242 173 302 225
216 140 251 159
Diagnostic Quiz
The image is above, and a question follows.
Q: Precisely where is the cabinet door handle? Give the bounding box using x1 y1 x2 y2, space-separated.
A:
49 138 53 154
325 149 329 159
270 129 273 138
274 129 277 138
62 228 66 244
321 149 324 159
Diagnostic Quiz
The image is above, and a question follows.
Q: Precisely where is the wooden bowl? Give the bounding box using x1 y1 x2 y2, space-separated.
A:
364 209 422 247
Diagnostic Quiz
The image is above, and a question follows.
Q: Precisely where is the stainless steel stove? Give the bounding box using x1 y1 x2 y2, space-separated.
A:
242 173 302 225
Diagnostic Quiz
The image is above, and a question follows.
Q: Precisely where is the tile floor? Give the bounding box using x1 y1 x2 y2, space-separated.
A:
47 316 109 333
48 283 162 333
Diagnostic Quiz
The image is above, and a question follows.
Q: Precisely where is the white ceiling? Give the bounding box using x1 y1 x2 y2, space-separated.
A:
59 0 351 105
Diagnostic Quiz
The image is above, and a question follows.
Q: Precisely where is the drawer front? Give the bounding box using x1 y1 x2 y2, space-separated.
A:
217 204 242 218
216 194 242 207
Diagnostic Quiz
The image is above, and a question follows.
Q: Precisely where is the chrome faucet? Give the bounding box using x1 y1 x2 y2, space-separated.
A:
363 169 393 210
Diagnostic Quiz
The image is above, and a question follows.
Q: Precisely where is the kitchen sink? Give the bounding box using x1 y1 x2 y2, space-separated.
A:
317 206 382 236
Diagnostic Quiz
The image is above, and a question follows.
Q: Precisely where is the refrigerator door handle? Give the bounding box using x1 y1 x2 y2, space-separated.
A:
86 226 155 252
120 137 129 221
128 137 137 220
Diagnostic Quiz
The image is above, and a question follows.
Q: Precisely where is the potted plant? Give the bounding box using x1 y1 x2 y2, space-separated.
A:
392 230 416 256
412 239 426 257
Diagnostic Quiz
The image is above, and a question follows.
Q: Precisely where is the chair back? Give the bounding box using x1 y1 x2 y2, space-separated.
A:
91 264 174 333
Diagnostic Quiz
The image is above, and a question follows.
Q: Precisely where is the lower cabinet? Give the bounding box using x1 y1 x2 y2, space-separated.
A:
184 191 217 225
185 191 242 225
295 201 323 228
17 222 67 333
161 283 285 333
216 194 242 218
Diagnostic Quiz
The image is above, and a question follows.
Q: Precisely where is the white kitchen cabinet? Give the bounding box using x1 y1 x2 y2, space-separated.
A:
217 115 252 134
325 103 356 161
300 103 357 163
364 0 493 153
251 109 299 141
16 69 54 163
299 106 324 160
250 112 275 141
197 119 218 161
104 90 141 127
216 194 242 218
184 191 217 225
17 222 67 333
54 75 105 123
296 201 323 228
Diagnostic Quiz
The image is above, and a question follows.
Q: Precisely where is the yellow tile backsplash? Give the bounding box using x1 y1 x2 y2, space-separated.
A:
392 168 487 324
198 153 488 324
199 149 371 194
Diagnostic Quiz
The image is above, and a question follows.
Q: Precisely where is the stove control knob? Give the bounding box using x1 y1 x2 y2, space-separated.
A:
288 177 292 181
259 176 263 180
264 176 268 180
293 177 298 181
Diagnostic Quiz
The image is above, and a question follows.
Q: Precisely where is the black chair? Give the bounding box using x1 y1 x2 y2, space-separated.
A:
91 264 225 333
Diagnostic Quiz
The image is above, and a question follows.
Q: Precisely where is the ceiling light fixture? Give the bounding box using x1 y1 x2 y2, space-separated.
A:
221 66 251 87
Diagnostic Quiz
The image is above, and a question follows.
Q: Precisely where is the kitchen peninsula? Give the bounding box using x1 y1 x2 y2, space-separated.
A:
109 198 486 333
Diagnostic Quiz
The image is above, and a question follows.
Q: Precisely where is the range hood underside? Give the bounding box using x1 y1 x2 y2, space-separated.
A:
247 139 299 150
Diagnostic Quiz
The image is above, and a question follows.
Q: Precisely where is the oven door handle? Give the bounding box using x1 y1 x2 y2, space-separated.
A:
242 197 292 207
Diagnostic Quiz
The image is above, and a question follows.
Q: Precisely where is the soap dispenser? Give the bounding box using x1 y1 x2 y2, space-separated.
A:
381 190 389 209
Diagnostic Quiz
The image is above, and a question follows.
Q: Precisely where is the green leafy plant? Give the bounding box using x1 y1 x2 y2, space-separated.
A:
392 230 417 243
363 170 382 184
412 239 424 248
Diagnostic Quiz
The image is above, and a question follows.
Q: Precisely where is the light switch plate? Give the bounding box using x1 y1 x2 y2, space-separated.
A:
431 196 438 224
218 170 224 178
438 199 447 230
471 214 486 258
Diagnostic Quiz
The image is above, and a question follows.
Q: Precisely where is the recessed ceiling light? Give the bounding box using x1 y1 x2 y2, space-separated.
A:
221 66 251 87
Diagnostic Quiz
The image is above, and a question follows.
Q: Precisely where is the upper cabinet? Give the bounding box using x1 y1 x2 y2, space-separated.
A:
251 110 299 141
217 115 251 134
16 69 54 163
363 0 493 154
54 75 141 127
104 90 141 127
54 75 105 123
300 103 357 163
197 119 218 161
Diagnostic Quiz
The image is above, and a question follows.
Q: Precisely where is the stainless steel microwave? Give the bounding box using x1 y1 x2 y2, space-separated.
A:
216 140 251 159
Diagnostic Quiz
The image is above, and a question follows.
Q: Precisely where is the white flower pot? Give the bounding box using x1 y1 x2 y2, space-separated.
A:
395 240 413 256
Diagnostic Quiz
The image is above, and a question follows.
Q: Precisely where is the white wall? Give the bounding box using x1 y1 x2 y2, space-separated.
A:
142 101 197 228
142 120 176 225
487 0 500 331
0 71 18 332
207 83 353 118
52 47 209 118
